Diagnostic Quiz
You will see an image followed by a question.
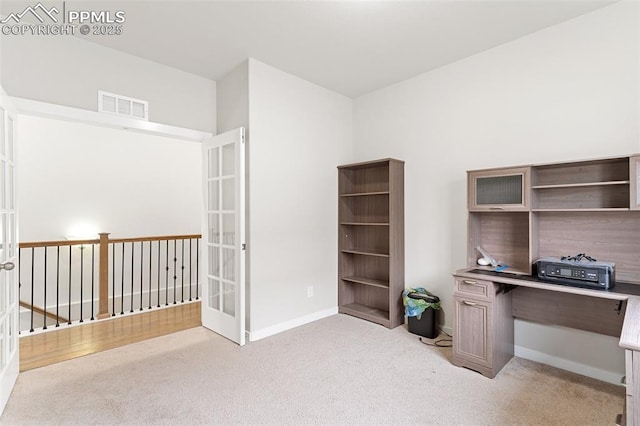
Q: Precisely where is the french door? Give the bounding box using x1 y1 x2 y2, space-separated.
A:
201 128 246 345
0 91 19 413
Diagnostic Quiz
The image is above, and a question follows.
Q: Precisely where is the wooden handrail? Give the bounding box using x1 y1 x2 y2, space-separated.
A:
19 239 99 249
108 234 201 244
18 234 202 248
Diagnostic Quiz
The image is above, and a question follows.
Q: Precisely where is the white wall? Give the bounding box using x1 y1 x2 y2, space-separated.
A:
247 59 353 338
353 1 639 383
217 61 249 135
17 115 202 241
1 34 216 132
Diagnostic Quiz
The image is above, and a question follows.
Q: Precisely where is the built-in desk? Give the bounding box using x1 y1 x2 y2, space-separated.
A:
453 268 640 425
460 155 640 424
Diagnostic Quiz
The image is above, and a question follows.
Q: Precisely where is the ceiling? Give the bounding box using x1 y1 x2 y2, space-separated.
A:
2 0 618 98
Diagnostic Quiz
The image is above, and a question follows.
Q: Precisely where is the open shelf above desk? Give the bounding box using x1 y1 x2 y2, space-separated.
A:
532 183 629 209
532 157 630 210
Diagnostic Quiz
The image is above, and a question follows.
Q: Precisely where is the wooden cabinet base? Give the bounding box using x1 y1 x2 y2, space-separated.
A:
452 277 514 378
452 356 507 379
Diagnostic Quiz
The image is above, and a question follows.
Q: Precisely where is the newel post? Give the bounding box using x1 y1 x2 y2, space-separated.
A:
98 232 110 319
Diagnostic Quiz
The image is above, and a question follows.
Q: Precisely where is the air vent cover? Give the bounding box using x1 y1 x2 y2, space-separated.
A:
98 91 148 121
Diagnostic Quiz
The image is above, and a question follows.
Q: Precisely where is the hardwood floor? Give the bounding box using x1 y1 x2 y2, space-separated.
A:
19 301 202 372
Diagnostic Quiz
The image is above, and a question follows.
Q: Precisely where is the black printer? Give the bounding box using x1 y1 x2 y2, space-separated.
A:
535 254 615 290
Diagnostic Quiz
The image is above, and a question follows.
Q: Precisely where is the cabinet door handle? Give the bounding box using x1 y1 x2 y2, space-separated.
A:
463 300 478 306
463 280 483 287
489 207 505 210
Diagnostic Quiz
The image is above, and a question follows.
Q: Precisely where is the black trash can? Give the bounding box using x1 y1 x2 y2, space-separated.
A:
407 292 440 339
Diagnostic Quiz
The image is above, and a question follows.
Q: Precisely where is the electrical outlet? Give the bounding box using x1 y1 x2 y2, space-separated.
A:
307 286 314 298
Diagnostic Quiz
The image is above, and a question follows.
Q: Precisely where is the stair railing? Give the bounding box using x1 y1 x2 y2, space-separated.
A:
18 233 201 333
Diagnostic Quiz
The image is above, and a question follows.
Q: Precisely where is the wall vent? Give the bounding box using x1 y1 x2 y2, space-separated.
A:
98 91 148 121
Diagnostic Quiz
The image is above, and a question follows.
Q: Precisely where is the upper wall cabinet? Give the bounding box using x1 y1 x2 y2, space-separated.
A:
468 167 530 211
632 155 640 210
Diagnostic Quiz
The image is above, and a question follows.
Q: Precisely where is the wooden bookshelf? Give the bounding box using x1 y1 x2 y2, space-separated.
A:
338 159 404 328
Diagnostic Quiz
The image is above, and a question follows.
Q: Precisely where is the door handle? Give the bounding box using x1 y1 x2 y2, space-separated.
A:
463 300 478 306
0 261 15 271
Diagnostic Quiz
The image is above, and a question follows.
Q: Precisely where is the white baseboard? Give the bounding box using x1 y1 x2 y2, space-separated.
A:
248 307 338 342
515 345 624 386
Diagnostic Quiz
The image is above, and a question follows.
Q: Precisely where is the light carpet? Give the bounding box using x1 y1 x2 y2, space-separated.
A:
1 314 624 425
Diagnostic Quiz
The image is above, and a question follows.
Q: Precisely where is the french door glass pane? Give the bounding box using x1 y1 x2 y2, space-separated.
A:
208 147 219 178
223 282 235 316
208 181 219 210
7 252 14 304
0 217 5 314
222 178 234 210
0 327 5 368
222 214 235 245
0 271 5 315
7 116 13 161
223 248 235 281
8 213 14 258
208 278 220 310
208 246 220 277
7 165 13 209
8 314 14 352
222 143 234 176
0 108 4 156
0 162 5 209
0 213 5 262
208 213 220 244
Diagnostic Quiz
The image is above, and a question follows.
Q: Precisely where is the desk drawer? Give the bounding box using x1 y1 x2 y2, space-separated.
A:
454 277 493 300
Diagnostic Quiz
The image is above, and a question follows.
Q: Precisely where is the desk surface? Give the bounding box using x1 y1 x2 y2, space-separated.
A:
455 267 640 300
454 267 640 351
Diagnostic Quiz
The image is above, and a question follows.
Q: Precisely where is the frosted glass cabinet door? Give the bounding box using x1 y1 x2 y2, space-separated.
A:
631 156 640 210
468 167 530 211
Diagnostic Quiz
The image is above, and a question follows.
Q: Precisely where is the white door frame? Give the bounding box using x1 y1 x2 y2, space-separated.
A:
0 90 19 415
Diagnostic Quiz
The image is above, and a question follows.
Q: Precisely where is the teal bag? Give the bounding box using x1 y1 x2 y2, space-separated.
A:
402 287 441 319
